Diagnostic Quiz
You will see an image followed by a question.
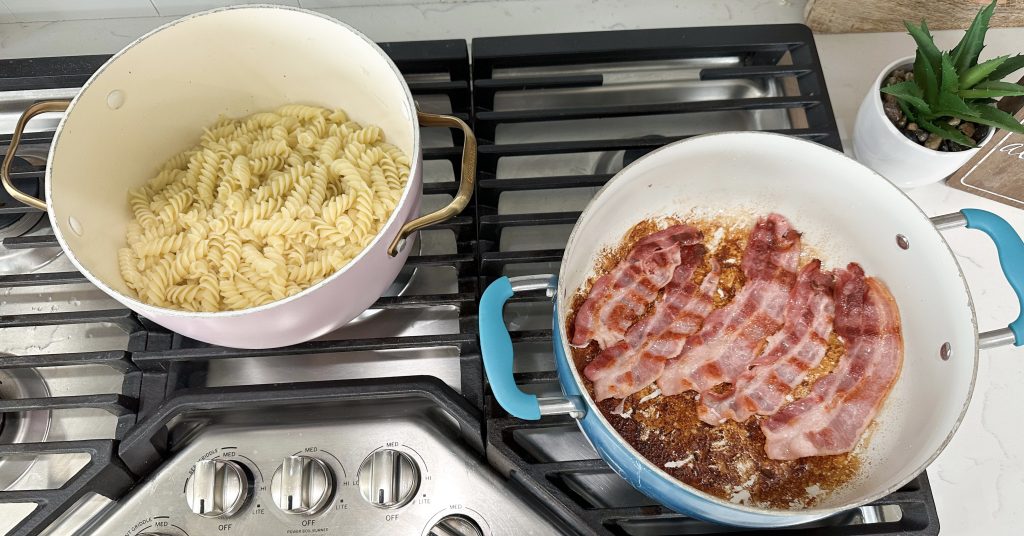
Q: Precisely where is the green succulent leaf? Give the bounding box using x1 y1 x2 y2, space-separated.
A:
881 81 932 113
988 54 1024 81
977 80 1024 91
916 117 978 148
940 53 960 97
960 55 1008 88
937 92 977 118
914 49 939 103
897 98 918 124
960 80 1024 99
905 20 942 76
967 103 1024 134
950 0 996 74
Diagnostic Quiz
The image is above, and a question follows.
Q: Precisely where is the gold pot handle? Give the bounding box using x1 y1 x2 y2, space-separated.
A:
1 100 71 211
388 111 477 256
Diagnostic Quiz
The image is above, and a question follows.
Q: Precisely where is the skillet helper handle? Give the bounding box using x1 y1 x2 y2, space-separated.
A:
480 275 581 420
387 111 477 256
934 209 1024 347
1 100 71 211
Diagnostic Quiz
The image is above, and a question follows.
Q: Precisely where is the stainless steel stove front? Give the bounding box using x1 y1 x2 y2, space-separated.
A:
80 398 554 536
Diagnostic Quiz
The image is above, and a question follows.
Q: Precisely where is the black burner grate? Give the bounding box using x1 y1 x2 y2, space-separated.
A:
472 26 938 536
0 39 479 536
118 376 483 479
0 53 151 536
0 25 941 536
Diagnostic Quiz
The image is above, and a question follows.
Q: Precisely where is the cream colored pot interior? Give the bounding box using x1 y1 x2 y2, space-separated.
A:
47 6 417 297
556 132 977 512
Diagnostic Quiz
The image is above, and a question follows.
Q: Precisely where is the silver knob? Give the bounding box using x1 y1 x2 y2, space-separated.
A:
184 459 249 518
357 449 420 509
429 515 484 536
271 456 334 515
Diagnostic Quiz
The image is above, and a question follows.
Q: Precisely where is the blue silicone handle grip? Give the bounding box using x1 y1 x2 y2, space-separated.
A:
479 276 541 420
962 209 1024 346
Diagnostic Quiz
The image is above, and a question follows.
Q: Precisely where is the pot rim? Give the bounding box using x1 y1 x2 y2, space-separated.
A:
553 130 980 517
872 55 995 158
44 3 423 319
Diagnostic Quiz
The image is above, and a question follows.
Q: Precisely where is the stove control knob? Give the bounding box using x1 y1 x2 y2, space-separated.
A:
271 455 334 515
184 459 249 518
357 449 420 509
428 515 484 536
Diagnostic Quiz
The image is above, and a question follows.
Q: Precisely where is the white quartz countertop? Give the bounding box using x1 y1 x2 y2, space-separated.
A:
1 2 1022 534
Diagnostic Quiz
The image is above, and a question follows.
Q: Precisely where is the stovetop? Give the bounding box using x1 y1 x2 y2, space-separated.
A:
0 25 939 536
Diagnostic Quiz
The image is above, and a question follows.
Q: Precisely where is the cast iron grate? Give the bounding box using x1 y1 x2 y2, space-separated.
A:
117 375 482 481
1 55 146 536
0 39 478 536
488 413 939 536
0 347 140 536
0 25 942 536
472 25 938 535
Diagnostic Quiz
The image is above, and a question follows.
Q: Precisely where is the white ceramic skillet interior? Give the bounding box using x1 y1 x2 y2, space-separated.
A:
43 5 421 348
556 131 977 515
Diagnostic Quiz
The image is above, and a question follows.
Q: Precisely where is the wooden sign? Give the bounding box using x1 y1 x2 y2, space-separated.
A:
947 107 1024 208
806 0 1024 33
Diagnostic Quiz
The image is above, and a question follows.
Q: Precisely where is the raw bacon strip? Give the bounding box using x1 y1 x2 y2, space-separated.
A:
623 245 709 349
584 247 719 401
571 225 703 349
657 214 801 396
761 263 903 461
698 260 835 425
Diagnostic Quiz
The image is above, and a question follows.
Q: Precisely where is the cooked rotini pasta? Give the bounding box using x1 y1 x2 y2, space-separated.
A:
119 104 411 312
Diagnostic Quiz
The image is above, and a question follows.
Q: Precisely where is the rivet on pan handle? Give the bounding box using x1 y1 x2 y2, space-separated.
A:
387 111 477 256
1 100 72 211
932 209 1024 348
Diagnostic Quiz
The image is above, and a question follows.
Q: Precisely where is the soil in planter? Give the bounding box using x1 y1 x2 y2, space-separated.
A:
881 67 989 152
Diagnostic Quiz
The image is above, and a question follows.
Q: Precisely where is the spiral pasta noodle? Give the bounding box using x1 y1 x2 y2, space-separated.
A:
119 104 411 312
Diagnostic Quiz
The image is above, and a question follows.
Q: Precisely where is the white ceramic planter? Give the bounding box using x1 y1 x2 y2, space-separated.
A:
852 56 994 189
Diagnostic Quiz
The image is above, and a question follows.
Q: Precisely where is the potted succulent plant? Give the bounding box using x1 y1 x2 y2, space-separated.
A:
853 0 1024 188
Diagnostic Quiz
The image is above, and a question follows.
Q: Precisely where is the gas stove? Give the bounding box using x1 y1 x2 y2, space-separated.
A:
1 26 939 536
